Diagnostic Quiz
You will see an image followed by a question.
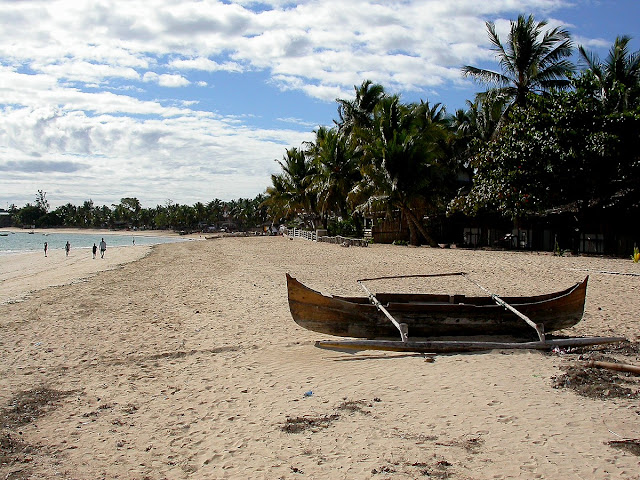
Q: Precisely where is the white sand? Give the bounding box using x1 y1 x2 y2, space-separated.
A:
0 237 638 479
0 246 152 305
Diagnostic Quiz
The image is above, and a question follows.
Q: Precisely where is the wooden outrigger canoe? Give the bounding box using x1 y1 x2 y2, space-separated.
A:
286 273 590 340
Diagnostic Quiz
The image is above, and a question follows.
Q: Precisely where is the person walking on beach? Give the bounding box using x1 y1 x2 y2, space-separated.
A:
99 238 107 258
92 243 97 259
44 242 48 257
65 241 70 257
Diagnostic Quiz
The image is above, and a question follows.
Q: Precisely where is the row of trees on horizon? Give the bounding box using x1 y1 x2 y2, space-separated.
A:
7 192 269 232
263 14 640 245
6 15 640 242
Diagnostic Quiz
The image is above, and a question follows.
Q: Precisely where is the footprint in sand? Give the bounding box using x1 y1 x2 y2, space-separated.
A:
497 415 517 423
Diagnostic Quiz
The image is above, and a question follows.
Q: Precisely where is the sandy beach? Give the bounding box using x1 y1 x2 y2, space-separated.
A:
1 236 638 479
0 228 195 305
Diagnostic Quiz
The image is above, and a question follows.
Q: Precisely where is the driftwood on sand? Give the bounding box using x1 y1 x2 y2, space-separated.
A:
583 359 640 375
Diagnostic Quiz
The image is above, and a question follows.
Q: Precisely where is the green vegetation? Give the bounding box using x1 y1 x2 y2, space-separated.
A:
264 14 640 248
8 192 268 232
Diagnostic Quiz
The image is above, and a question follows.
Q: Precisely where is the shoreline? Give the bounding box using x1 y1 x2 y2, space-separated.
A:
0 243 154 305
1 226 193 238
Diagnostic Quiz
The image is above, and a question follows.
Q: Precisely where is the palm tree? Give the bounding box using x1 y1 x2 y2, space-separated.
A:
353 96 452 245
450 91 509 145
336 80 386 138
77 200 94 227
578 35 640 112
444 91 510 190
206 199 224 227
462 14 574 109
193 202 207 226
54 203 78 227
305 126 361 223
263 147 318 227
412 100 447 126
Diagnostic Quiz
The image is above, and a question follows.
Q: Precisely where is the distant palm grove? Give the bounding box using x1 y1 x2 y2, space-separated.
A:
7 193 268 233
5 15 640 253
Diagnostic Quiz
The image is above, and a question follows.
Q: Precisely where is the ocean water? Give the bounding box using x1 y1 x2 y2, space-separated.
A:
0 230 190 255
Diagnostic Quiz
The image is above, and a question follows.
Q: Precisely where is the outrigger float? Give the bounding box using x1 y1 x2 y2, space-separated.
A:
286 273 625 353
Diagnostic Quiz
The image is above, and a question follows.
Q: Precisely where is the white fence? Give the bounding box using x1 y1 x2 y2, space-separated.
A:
285 227 317 241
284 228 368 247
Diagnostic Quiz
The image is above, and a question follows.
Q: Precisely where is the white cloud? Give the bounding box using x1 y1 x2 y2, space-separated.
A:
168 57 244 72
0 0 619 207
34 60 140 84
142 72 190 87
0 99 313 207
0 0 581 100
158 74 191 87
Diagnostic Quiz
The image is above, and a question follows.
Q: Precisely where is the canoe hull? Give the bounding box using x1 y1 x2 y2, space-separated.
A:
286 274 588 339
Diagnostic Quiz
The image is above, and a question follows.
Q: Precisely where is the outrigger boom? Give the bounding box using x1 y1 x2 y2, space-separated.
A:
357 273 547 343
315 336 626 354
357 280 408 342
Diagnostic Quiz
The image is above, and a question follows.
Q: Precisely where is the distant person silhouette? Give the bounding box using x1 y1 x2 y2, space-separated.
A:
44 242 48 257
99 238 107 258
92 243 97 259
65 241 70 256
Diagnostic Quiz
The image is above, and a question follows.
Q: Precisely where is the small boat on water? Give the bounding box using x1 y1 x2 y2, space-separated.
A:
286 273 589 340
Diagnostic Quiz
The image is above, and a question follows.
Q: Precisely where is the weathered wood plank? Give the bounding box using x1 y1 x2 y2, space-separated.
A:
315 337 626 353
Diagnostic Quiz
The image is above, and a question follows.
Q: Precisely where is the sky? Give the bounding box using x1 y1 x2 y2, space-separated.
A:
1 0 638 209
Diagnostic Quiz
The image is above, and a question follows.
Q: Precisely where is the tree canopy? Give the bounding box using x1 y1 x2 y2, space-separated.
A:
264 15 639 250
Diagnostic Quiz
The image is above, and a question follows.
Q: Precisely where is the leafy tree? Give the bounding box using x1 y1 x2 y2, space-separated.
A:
153 207 170 229
449 91 640 222
35 190 50 213
15 204 43 226
14 191 50 226
38 210 62 227
115 197 142 227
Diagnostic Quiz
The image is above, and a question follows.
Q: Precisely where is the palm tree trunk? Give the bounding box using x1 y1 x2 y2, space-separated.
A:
407 216 419 246
403 206 437 247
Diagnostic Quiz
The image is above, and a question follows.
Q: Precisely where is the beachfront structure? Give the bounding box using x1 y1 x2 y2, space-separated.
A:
363 203 638 257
